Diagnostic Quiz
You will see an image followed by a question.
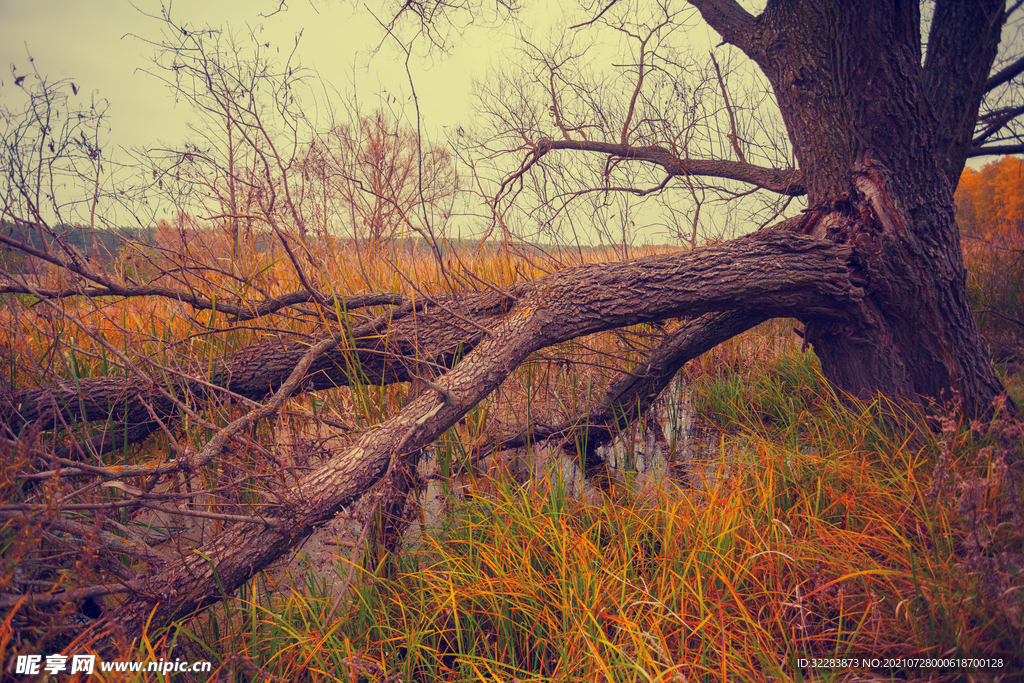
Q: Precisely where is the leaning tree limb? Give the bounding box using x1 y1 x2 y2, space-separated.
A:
1 290 514 460
2 232 833 462
501 139 806 198
487 308 771 473
0 230 406 320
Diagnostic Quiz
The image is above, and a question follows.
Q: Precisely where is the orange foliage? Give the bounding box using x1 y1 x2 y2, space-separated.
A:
955 156 1024 239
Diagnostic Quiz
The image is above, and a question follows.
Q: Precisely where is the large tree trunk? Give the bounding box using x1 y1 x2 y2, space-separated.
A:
715 0 1008 414
805 161 1003 414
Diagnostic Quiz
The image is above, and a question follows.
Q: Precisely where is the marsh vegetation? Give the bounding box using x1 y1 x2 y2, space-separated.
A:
2 1 1024 680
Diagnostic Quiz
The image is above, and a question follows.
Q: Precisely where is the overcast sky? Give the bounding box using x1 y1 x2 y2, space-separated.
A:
2 1 1017 158
0 1 716 234
1 1 1012 241
0 0 521 148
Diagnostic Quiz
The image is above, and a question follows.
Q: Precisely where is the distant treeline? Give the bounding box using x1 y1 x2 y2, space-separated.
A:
1 221 156 270
1 220 641 274
956 156 1024 240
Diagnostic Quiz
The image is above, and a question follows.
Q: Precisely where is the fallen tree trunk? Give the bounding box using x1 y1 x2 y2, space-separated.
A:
88 232 858 640
2 229 847 460
1 290 511 459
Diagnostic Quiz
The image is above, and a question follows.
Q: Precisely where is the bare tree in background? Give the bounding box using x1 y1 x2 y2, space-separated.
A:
322 110 457 247
135 11 369 270
0 0 1023 654
464 5 797 256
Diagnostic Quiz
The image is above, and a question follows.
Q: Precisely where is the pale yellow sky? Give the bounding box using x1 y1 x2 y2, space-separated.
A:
2 1 1013 241
2 0 1017 159
0 0 518 149
0 1 732 240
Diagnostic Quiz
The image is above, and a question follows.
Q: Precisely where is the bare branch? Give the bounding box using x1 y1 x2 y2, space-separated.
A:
986 53 1024 92
686 0 759 58
968 143 1024 157
0 280 401 322
570 0 622 30
710 52 746 163
502 138 804 198
972 103 1024 146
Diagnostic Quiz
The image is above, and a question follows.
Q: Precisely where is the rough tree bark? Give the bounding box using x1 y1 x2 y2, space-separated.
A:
690 0 1007 413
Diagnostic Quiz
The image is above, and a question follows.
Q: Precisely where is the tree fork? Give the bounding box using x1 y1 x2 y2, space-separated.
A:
688 0 1010 415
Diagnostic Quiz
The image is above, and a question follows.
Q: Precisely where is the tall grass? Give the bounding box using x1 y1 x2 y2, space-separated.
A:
130 348 1022 682
5 235 1023 681
963 233 1024 402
